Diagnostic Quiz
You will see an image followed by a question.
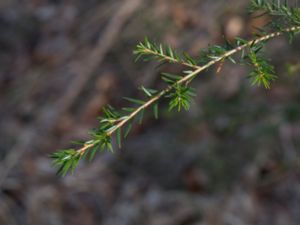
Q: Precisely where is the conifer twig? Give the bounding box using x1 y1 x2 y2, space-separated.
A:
52 0 300 175
76 25 300 156
140 47 201 69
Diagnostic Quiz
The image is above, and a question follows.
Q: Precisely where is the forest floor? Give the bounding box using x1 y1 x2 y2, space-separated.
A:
1 0 300 224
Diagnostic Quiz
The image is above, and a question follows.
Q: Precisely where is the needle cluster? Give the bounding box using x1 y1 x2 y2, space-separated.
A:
250 0 300 26
51 0 300 176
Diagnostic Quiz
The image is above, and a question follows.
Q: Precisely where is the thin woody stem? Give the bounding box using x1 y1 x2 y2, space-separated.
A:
142 49 201 69
78 143 94 155
77 25 300 155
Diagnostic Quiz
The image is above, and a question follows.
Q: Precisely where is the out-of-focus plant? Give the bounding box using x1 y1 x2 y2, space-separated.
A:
51 0 300 176
287 62 300 75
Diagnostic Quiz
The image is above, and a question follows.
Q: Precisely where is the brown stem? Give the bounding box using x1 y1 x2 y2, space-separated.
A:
77 25 300 155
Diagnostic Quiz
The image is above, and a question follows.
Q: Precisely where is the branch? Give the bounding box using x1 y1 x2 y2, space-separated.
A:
51 0 300 176
76 25 300 156
134 39 201 69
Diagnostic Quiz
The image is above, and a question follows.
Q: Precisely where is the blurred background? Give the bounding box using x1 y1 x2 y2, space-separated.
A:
1 0 300 224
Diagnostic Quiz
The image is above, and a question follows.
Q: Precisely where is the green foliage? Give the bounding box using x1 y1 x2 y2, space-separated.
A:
250 0 300 25
51 0 300 175
51 149 81 176
166 84 196 112
51 132 112 176
198 42 236 65
134 37 198 67
247 49 277 89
